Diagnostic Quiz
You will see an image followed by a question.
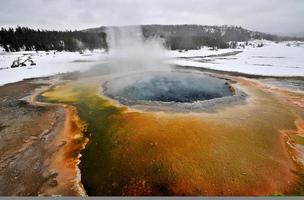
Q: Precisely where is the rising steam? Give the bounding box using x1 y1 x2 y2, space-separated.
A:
106 26 168 70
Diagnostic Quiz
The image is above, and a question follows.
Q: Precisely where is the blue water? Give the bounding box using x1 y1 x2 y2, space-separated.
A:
106 72 232 103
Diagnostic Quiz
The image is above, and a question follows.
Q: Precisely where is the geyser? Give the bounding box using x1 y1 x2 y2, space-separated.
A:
104 71 233 104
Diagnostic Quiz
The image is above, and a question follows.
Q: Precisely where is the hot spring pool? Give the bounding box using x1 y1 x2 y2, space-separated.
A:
104 71 234 104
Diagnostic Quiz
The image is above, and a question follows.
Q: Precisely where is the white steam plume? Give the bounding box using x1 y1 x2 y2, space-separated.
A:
106 26 168 71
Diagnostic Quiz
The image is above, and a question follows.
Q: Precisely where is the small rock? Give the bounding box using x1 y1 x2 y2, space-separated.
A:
49 170 59 179
57 141 67 147
49 179 58 187
29 136 38 140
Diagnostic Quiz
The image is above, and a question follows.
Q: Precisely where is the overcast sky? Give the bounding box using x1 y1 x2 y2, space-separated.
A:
0 0 304 35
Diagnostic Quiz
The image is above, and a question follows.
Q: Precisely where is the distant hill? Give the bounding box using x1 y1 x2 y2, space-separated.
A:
85 25 304 50
1 25 303 52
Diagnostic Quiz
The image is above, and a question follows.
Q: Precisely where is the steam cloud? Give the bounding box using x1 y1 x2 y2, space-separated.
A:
106 26 168 71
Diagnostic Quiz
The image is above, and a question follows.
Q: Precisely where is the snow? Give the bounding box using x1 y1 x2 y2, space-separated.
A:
0 50 107 86
167 47 234 58
1 40 304 86
168 41 304 77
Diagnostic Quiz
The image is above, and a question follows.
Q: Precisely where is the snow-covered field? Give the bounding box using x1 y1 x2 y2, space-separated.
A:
167 47 235 58
0 40 303 86
0 50 108 86
168 41 304 77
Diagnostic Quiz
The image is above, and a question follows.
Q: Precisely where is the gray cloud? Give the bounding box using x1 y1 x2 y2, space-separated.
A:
0 0 303 34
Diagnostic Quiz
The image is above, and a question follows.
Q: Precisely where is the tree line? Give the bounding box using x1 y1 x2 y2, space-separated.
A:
141 25 277 50
2 25 303 52
0 26 107 52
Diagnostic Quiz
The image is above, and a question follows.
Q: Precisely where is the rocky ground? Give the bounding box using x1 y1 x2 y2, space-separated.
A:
0 77 80 196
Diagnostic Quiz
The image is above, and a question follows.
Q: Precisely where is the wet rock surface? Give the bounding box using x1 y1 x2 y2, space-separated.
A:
0 79 65 196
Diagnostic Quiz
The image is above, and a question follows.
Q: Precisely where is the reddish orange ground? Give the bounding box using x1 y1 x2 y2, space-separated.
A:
41 76 304 196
